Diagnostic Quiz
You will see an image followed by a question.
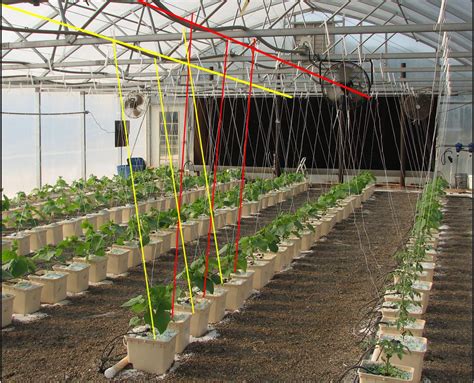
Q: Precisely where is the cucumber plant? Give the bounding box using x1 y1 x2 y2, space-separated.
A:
367 338 409 378
2 241 36 281
122 283 175 334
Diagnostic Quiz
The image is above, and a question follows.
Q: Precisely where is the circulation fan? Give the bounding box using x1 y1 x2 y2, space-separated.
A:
319 61 372 182
124 91 147 119
320 61 371 110
402 93 431 121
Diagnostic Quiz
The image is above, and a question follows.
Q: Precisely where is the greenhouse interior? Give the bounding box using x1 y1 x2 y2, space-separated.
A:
1 1 472 382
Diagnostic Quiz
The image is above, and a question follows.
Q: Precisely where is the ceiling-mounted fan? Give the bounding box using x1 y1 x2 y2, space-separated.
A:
124 91 148 119
402 93 432 121
320 61 371 109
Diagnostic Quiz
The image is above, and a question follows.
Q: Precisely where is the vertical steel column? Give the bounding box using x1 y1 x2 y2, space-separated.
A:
146 102 152 166
273 75 282 177
35 89 42 188
80 92 87 179
187 100 194 165
400 63 407 187
337 108 345 184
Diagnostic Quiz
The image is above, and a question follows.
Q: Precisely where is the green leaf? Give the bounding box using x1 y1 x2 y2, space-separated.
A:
9 258 29 278
268 241 279 253
254 237 268 251
236 253 247 272
131 301 147 314
2 268 13 281
2 195 11 212
192 275 214 294
122 295 144 308
155 310 171 334
2 249 17 263
294 220 304 231
129 316 142 327
174 286 183 300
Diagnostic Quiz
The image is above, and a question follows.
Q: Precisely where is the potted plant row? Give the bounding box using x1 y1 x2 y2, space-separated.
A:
1 169 302 258
117 172 375 376
358 177 447 383
1 175 241 256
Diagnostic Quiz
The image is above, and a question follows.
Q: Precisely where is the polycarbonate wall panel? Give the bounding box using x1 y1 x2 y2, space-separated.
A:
1 89 37 197
85 93 147 178
85 94 119 178
436 94 472 187
128 113 147 164
40 92 82 186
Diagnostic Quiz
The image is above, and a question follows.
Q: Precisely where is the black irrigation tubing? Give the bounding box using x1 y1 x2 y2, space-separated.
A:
356 307 384 335
357 305 383 328
337 347 376 383
99 330 149 373
356 312 383 342
356 296 383 319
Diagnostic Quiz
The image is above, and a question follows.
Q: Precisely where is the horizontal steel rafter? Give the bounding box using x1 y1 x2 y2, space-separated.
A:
3 65 471 84
2 23 471 49
2 51 471 71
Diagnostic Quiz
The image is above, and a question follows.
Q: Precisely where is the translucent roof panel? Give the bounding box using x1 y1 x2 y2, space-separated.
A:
1 0 471 95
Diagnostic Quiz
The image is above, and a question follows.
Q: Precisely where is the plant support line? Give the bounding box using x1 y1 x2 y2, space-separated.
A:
203 39 230 296
0 4 291 99
139 0 370 100
154 58 195 314
171 14 193 318
234 42 256 273
113 42 157 339
183 30 224 284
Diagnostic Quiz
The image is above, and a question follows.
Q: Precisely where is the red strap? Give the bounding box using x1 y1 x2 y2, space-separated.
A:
138 0 370 100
